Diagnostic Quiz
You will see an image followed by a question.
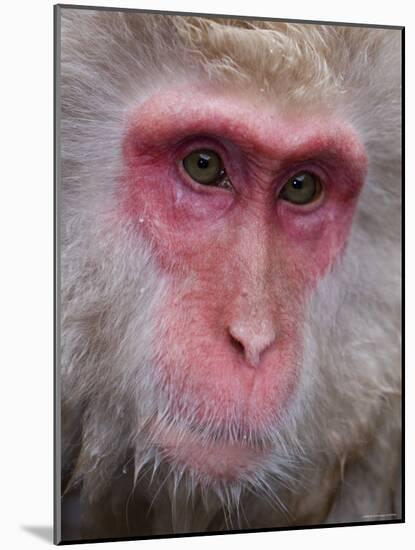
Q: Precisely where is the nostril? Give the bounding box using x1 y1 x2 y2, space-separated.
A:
229 331 245 355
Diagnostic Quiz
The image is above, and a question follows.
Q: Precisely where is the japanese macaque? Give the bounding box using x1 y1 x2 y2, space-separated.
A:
58 7 402 542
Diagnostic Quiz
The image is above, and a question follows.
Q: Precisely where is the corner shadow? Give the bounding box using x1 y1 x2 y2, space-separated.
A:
21 525 53 543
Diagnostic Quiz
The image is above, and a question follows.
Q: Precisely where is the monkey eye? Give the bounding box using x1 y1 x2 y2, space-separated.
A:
182 149 231 189
278 172 322 205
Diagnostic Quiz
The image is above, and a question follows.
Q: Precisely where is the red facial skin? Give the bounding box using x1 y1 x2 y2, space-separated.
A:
120 88 367 480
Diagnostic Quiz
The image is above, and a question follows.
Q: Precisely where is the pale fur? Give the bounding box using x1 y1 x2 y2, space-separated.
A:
59 9 402 539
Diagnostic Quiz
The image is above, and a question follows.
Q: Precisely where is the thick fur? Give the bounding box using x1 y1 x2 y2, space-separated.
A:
59 9 402 539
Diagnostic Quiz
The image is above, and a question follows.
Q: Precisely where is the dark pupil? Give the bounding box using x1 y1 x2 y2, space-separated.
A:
197 155 210 169
291 178 303 189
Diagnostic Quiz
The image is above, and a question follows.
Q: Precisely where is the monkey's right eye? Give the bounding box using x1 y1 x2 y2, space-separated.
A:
182 149 230 188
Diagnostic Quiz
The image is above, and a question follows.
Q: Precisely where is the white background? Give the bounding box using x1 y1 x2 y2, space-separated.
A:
0 0 411 548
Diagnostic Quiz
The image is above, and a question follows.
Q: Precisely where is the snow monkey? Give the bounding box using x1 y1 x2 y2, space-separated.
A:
57 6 402 542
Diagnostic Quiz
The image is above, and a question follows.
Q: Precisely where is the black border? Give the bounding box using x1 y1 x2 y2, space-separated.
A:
53 4 405 545
401 25 406 531
56 3 404 29
54 4 61 546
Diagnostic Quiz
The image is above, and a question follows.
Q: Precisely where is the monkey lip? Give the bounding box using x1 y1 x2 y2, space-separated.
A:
154 422 271 481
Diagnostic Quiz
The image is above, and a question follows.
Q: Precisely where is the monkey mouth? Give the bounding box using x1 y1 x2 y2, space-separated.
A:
152 419 271 481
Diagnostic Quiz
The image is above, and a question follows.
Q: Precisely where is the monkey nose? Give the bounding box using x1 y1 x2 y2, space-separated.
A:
228 320 277 368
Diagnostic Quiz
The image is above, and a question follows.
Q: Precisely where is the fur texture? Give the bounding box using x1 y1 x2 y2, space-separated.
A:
59 9 402 540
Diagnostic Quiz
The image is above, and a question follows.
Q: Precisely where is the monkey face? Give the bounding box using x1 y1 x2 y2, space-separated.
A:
119 86 367 480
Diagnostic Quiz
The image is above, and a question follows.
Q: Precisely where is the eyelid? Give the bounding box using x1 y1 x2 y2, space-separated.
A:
175 136 230 163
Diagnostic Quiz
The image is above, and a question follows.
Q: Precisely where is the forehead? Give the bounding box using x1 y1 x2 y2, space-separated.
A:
127 86 366 167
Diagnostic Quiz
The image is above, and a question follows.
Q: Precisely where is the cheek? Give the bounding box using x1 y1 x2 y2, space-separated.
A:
277 198 359 284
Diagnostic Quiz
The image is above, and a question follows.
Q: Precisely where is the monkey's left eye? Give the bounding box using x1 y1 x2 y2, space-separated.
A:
278 172 322 205
182 149 231 188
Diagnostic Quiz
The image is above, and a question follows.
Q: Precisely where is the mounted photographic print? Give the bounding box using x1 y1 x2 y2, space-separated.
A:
54 4 403 544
